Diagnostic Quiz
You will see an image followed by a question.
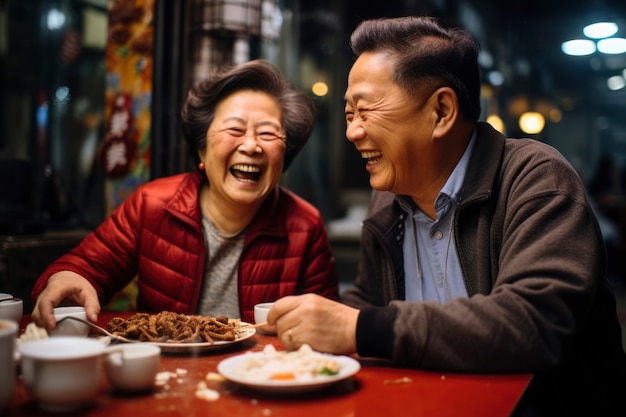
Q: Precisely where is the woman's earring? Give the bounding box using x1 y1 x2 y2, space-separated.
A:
198 162 205 171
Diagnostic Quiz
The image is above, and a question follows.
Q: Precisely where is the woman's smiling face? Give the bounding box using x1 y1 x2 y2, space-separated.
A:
199 90 286 208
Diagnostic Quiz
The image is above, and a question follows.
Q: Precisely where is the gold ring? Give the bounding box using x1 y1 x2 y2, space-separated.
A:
288 328 293 343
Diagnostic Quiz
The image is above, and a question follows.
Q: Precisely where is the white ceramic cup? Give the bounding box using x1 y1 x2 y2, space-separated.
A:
0 319 18 412
104 343 161 392
51 306 90 337
0 296 23 324
19 336 106 412
254 302 276 335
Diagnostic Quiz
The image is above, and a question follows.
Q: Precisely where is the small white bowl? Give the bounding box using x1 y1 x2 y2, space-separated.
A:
51 306 90 337
104 344 161 392
254 302 275 335
0 297 23 324
19 337 106 412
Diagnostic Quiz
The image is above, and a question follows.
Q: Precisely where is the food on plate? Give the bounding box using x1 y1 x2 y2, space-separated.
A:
231 344 341 382
107 311 240 344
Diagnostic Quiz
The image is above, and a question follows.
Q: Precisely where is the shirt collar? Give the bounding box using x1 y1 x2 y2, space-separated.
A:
396 129 477 216
438 129 477 208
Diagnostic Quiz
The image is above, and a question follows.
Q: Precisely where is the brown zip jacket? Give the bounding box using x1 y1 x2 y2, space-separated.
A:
342 122 626 415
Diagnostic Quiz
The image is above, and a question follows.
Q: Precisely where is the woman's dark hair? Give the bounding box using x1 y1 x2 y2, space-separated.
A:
350 16 481 121
180 59 315 171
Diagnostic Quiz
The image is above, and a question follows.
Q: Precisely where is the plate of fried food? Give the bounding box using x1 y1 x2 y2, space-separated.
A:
217 344 361 393
106 311 256 353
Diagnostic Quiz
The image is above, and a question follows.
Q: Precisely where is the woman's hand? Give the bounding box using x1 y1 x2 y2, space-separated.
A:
268 293 360 355
31 271 101 331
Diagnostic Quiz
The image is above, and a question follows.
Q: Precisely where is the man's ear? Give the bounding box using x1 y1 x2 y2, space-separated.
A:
432 87 458 139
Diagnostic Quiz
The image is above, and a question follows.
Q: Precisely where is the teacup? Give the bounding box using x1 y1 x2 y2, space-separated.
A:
104 343 161 392
19 337 107 412
254 302 276 335
51 306 90 337
0 319 18 412
0 295 23 323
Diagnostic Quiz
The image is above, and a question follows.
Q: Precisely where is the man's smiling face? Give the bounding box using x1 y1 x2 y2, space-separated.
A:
344 51 438 196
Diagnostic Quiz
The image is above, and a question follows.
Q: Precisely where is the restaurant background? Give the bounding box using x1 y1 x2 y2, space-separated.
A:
1 0 626 338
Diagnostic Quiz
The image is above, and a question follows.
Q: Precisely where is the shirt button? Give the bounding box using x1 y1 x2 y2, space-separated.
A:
434 230 443 240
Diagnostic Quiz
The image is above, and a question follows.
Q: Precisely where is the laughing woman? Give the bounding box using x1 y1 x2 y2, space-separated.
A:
31 59 339 331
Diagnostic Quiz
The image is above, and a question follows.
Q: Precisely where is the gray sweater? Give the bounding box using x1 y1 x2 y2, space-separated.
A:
342 122 626 415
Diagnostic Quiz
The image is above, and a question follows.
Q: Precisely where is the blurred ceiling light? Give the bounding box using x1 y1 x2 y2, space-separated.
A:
549 108 563 123
486 115 504 133
478 50 494 68
583 22 618 39
607 75 626 90
519 112 545 135
47 8 65 30
311 82 329 97
597 38 626 54
55 86 70 102
480 84 494 99
487 70 504 86
561 39 596 56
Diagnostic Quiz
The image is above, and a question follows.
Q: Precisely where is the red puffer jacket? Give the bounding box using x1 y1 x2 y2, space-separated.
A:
31 172 339 323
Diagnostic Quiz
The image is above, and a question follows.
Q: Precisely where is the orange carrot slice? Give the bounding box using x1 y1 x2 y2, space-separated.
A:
270 373 296 380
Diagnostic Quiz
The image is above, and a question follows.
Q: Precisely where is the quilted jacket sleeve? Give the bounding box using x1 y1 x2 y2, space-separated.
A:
31 186 145 305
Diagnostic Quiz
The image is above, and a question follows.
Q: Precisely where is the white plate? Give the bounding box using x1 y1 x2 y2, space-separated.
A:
217 351 361 393
145 325 256 353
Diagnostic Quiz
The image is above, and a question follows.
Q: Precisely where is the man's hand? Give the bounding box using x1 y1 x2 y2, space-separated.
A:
268 293 360 355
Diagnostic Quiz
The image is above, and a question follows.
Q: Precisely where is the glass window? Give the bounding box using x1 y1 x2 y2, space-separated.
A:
0 0 107 233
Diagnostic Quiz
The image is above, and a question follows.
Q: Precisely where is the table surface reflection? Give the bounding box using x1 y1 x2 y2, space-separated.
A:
9 312 532 417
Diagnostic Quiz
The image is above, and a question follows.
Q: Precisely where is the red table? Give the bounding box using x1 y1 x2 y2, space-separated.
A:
8 312 532 417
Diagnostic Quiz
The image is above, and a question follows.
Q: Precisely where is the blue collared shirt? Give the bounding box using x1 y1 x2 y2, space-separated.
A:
398 131 476 303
